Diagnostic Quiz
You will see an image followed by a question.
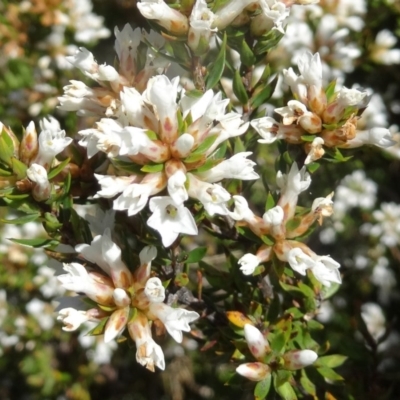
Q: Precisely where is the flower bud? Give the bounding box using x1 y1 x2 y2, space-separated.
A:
113 288 131 307
236 362 271 381
298 112 322 134
144 277 165 303
244 324 269 359
283 349 318 370
26 163 51 201
170 133 194 158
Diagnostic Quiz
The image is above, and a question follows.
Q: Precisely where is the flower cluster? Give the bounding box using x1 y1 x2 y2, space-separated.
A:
252 52 396 163
57 229 199 371
233 163 341 287
236 324 318 381
0 118 72 202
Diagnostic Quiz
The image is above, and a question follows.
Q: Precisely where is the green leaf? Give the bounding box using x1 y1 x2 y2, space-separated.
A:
240 39 256 67
47 158 71 180
261 235 274 246
300 370 316 396
145 130 158 140
205 33 227 90
0 135 14 165
300 135 317 142
251 75 279 109
321 282 340 300
275 381 297 400
9 238 59 248
85 317 109 336
253 30 284 56
11 157 27 180
140 163 164 173
1 213 40 225
325 79 337 102
270 332 286 354
191 158 222 173
285 217 302 232
306 162 320 173
192 134 219 155
265 192 275 211
233 70 249 105
254 374 272 400
317 367 344 381
186 247 207 263
316 355 347 368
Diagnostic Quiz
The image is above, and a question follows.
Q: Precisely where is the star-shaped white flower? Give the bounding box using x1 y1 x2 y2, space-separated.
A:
147 196 198 247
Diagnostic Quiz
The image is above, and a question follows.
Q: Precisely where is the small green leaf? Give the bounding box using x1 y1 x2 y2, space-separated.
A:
321 282 340 300
316 354 347 368
285 217 302 232
0 136 13 165
300 370 316 396
205 33 227 90
47 157 71 180
265 192 275 211
1 213 40 225
275 380 297 400
233 70 249 104
192 134 218 155
11 157 27 180
9 238 59 248
240 39 256 67
254 374 272 400
325 79 337 102
140 163 164 173
270 332 286 354
306 162 320 173
317 367 344 381
251 75 278 109
186 247 207 263
300 135 317 142
85 317 109 336
261 235 275 246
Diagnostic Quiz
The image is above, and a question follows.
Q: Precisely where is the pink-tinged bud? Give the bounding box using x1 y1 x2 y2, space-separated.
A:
322 100 344 124
298 112 322 134
236 362 271 381
244 324 270 359
283 350 318 370
112 288 131 308
304 137 325 165
104 306 130 343
170 133 195 158
307 86 327 115
165 159 186 179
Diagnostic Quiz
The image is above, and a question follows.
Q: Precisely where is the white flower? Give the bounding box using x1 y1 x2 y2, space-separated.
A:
275 100 308 125
34 122 72 168
251 117 284 144
188 0 217 53
287 248 314 275
312 256 341 287
147 196 198 247
277 163 311 220
228 195 256 222
57 308 90 331
187 174 231 216
337 87 367 107
137 0 189 35
112 173 166 216
213 0 257 30
361 302 386 341
244 324 269 359
144 277 166 303
127 313 166 371
26 163 51 201
344 128 396 148
57 263 114 305
305 137 325 165
238 253 261 275
167 170 188 206
263 206 284 226
149 302 199 343
143 75 180 143
297 51 322 89
197 152 259 182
